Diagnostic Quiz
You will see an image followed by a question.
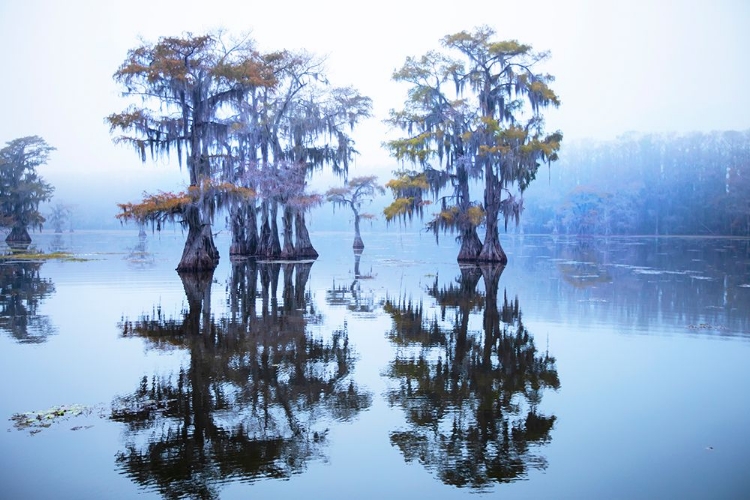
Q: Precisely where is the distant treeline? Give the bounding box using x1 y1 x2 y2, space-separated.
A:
523 130 750 236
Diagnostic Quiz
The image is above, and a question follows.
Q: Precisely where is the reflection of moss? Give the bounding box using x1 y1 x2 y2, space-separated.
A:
0 251 89 262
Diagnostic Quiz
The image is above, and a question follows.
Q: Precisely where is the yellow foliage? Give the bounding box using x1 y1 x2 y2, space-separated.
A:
385 173 429 192
384 198 415 221
466 205 485 226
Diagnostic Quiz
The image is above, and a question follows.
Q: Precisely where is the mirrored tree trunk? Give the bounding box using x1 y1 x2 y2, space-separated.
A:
113 261 371 497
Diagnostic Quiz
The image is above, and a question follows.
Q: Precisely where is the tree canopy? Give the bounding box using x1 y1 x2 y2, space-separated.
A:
0 136 55 244
384 26 562 263
108 30 372 269
325 175 384 249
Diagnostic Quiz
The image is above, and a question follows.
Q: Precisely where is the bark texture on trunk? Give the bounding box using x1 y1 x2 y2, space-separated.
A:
229 203 258 256
294 211 318 259
267 202 282 259
477 217 508 264
280 206 295 259
352 210 364 249
176 222 220 272
457 226 483 261
6 227 31 244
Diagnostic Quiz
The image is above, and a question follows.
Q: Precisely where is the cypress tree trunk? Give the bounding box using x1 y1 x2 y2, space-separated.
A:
280 205 295 259
294 210 318 259
457 226 482 261
229 203 258 256
258 200 272 258
6 227 31 244
268 201 282 259
176 206 219 272
477 170 508 264
477 215 508 264
258 200 281 259
352 210 364 249
455 165 480 261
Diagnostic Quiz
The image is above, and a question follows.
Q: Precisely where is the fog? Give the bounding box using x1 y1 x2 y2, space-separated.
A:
1 0 748 231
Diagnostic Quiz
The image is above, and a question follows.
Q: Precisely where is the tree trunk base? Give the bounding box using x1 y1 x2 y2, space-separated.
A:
353 236 364 249
295 247 319 260
294 212 318 260
476 243 508 265
176 224 220 272
456 228 482 261
6 227 31 244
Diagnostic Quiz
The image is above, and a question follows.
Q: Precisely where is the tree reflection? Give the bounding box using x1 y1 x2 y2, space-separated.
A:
384 264 559 489
114 261 371 499
0 260 55 343
325 248 378 314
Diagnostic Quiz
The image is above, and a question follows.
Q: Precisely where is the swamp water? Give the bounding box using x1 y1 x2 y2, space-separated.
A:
0 230 748 499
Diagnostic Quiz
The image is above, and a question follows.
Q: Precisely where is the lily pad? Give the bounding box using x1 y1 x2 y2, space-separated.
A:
10 404 93 434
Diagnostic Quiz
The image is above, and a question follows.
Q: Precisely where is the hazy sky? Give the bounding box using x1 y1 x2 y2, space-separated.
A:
1 0 749 214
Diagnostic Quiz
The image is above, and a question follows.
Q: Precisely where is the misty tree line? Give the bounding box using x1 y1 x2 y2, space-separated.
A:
522 130 750 236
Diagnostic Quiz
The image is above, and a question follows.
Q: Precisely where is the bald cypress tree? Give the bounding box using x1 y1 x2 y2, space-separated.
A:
385 26 562 264
108 32 269 271
0 136 55 244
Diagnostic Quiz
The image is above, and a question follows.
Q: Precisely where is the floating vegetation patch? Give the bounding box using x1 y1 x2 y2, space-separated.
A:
0 251 89 262
10 404 98 435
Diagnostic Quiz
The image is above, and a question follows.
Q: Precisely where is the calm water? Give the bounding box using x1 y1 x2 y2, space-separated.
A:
1 230 749 499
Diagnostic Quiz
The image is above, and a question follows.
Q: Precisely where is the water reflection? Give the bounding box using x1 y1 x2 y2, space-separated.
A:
0 259 56 343
384 264 560 489
113 261 372 499
325 248 379 314
514 237 750 335
124 233 155 269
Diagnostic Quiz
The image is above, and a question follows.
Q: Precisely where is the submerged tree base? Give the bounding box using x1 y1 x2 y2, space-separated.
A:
456 229 483 262
6 227 32 244
476 230 509 265
476 244 508 265
176 224 220 272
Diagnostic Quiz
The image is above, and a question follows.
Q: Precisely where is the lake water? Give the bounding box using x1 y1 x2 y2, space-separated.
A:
1 230 749 499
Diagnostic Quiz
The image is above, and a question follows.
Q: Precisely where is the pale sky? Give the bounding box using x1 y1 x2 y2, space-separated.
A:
1 0 749 216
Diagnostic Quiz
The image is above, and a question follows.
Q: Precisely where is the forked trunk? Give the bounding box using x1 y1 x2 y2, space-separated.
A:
457 226 482 261
176 218 220 272
294 210 318 259
6 227 31 244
